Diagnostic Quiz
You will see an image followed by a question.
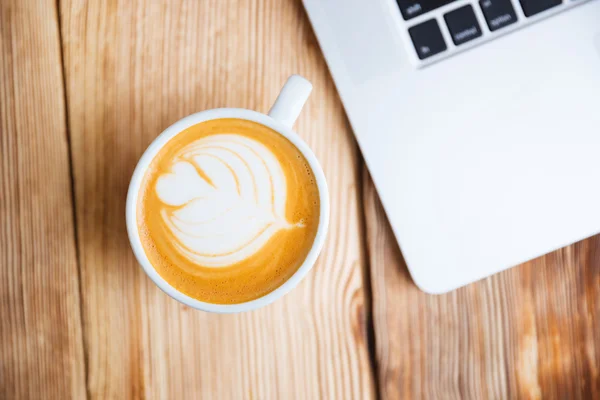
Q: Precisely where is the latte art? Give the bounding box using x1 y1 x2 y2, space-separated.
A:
155 134 300 268
137 118 320 304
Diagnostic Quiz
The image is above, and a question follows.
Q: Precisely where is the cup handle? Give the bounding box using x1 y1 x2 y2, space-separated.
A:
268 75 313 128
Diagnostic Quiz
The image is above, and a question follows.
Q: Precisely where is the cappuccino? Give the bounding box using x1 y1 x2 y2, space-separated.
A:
137 118 320 304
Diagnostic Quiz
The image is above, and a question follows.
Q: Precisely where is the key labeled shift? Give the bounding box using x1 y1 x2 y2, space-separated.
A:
397 0 457 20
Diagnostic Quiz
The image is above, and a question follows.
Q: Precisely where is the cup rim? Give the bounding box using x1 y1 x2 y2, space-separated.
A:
125 108 330 313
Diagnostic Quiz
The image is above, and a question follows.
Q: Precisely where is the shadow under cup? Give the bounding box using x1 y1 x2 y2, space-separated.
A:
126 108 329 313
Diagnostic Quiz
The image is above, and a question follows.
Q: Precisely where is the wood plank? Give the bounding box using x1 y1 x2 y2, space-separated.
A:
0 0 86 398
363 167 600 400
60 0 375 398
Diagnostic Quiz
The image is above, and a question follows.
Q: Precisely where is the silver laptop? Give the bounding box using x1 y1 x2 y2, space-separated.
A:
303 0 600 293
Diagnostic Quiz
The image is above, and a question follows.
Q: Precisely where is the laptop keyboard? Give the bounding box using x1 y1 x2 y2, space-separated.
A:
400 0 577 63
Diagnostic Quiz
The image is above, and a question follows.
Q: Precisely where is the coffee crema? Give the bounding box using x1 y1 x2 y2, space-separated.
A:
137 118 320 304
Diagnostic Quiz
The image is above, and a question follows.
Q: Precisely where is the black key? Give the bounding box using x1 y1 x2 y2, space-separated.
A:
408 19 447 60
398 0 456 20
519 0 562 17
444 5 482 46
479 0 518 31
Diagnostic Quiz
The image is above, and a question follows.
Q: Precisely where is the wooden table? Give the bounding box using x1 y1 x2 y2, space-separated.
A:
1 1 598 398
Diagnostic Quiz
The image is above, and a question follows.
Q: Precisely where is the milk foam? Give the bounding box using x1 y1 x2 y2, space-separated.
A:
155 134 298 267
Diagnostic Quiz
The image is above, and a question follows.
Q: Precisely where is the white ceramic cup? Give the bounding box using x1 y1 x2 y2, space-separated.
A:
125 75 329 313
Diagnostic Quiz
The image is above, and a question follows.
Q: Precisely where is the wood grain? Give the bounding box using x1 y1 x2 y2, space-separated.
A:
8 0 597 398
363 167 600 400
60 0 374 398
0 0 86 398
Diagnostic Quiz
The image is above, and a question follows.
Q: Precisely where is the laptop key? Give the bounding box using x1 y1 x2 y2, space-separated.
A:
479 0 518 31
397 0 457 21
444 5 482 46
408 19 447 60
519 0 562 17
